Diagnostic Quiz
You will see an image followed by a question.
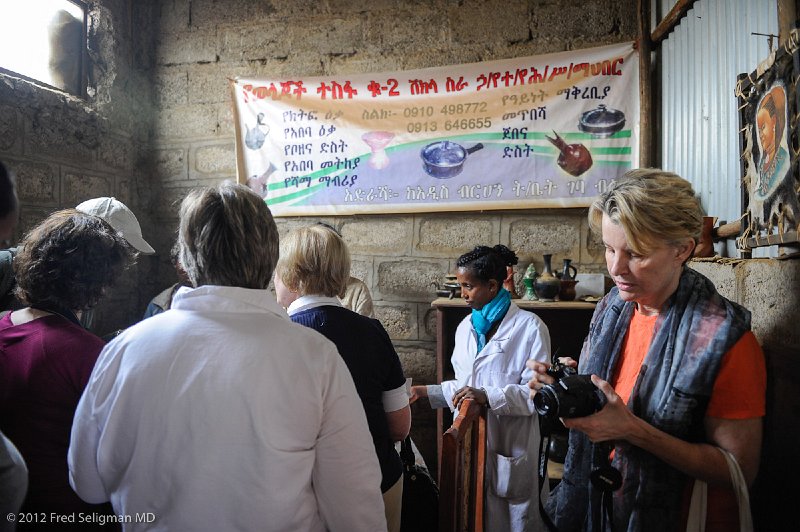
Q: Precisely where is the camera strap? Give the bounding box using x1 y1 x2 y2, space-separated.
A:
589 442 622 531
536 417 559 532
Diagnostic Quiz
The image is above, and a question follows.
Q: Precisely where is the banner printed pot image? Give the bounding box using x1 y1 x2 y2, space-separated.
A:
420 140 484 179
578 104 626 138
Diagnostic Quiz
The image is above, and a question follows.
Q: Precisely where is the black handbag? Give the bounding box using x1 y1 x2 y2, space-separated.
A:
400 436 439 531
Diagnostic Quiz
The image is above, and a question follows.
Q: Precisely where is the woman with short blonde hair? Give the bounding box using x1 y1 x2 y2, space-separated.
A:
588 168 703 256
275 224 411 532
275 224 350 298
530 168 765 531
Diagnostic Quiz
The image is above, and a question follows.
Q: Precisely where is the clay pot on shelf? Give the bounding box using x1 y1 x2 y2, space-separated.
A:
561 258 577 280
558 279 579 301
533 254 561 302
694 216 717 258
431 280 461 299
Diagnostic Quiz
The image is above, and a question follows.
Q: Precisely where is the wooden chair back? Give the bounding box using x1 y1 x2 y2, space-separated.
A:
438 398 487 532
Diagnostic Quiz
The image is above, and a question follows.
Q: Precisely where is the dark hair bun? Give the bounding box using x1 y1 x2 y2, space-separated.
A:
492 244 518 266
456 244 518 283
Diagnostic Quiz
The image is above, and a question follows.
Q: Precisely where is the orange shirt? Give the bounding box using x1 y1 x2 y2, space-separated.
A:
611 309 766 532
612 309 766 418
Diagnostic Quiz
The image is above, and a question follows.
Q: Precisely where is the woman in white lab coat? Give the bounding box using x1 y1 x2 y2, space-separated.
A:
412 245 551 532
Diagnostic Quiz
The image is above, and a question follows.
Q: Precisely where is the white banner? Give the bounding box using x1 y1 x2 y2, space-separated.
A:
231 42 639 216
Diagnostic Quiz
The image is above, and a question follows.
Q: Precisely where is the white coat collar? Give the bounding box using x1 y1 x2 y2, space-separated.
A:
287 295 342 316
172 285 289 320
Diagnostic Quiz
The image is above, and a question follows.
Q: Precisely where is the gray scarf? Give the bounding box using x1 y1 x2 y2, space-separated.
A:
547 267 750 531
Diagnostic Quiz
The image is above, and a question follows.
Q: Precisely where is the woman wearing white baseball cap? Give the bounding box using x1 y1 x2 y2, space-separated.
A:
75 197 155 254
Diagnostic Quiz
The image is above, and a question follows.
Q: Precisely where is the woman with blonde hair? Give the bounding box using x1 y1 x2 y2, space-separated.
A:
529 169 766 531
275 224 410 532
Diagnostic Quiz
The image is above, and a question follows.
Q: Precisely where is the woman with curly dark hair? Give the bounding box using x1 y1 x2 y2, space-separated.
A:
0 209 134 530
411 245 551 531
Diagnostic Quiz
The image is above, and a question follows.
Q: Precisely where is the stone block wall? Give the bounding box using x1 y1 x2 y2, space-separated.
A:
144 0 639 468
689 258 800 531
269 207 608 468
0 1 159 336
9 8 798 524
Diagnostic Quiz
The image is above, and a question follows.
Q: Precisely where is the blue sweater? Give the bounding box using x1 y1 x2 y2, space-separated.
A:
291 305 406 492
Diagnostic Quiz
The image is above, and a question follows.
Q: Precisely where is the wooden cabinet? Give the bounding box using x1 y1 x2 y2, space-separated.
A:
431 298 596 477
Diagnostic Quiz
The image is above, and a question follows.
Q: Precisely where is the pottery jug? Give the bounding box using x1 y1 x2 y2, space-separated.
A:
533 254 561 301
558 279 579 301
561 258 577 280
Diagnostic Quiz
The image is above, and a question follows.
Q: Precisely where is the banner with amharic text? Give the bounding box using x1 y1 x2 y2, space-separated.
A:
231 42 639 216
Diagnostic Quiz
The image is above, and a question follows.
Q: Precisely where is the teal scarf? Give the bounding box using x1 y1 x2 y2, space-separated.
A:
470 287 511 353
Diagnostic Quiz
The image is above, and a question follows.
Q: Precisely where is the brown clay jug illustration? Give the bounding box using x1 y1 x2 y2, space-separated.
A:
546 131 593 177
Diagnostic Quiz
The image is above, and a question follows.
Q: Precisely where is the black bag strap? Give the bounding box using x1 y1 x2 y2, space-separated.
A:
400 436 415 467
537 424 559 532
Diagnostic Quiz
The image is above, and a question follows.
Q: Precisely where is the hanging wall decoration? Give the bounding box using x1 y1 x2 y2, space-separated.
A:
230 42 639 216
736 29 800 250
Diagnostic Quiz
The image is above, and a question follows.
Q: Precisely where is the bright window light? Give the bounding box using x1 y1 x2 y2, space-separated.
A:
0 0 85 94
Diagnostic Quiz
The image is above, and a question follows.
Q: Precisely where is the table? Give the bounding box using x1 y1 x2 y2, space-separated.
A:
431 297 596 476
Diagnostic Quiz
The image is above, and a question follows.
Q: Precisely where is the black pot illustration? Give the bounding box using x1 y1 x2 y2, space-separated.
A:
578 105 626 138
420 140 483 179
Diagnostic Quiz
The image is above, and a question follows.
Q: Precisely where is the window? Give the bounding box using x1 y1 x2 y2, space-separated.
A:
0 0 86 96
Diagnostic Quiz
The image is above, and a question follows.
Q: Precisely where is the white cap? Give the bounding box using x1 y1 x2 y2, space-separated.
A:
75 197 155 254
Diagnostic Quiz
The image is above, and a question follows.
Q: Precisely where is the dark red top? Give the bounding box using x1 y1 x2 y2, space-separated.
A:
0 313 114 529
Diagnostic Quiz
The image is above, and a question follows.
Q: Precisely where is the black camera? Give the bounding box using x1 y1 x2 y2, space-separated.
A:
533 362 605 421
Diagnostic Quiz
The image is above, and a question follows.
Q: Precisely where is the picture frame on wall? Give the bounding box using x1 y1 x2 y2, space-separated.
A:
736 31 800 251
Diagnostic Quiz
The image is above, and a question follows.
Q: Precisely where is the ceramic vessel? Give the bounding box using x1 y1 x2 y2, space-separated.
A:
558 279 579 301
561 258 577 280
522 263 538 300
522 277 536 300
533 254 561 302
431 279 461 299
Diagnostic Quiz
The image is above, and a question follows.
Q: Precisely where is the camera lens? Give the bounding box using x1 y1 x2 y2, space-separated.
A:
534 375 604 421
533 385 560 418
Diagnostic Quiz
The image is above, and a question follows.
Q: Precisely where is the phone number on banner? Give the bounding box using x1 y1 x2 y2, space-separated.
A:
406 117 492 133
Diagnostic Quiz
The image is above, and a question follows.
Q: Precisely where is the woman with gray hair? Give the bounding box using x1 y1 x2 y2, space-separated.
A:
69 182 386 531
528 169 766 531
